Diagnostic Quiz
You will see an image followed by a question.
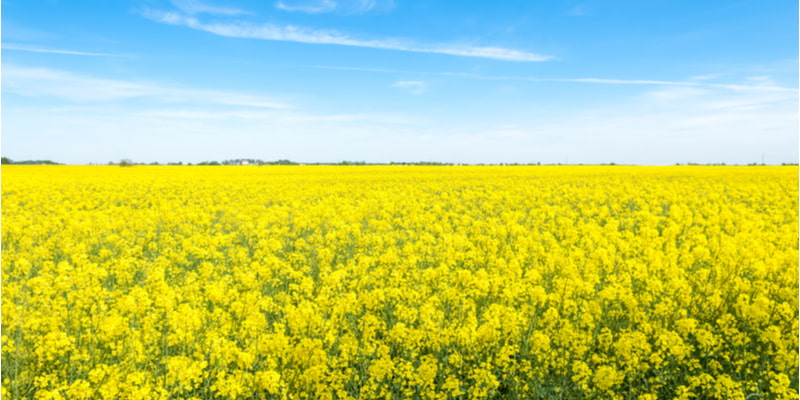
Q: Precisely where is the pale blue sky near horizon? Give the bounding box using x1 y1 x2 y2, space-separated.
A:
2 0 798 165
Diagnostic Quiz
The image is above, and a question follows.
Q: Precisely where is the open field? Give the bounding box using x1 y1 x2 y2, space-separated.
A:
2 165 798 400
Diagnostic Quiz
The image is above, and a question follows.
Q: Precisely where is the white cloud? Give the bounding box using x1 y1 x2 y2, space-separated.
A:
643 87 710 103
1 44 127 57
544 85 798 164
276 0 337 14
393 80 427 95
170 0 249 15
550 78 794 92
438 71 796 93
561 77 691 85
275 0 394 14
367 78 796 165
2 65 291 109
690 73 724 81
4 63 795 165
295 66 797 94
308 65 413 74
141 10 553 62
135 108 415 124
4 81 796 165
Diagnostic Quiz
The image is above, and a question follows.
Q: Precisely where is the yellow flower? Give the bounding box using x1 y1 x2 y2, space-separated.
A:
255 370 284 395
593 365 623 391
2 165 797 400
66 379 93 400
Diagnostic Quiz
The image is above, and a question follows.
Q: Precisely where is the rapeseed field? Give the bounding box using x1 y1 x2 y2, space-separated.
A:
2 165 797 400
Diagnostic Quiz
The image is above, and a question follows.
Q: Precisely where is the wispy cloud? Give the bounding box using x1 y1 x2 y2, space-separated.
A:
550 77 793 92
298 64 798 95
438 71 796 92
2 44 127 57
276 0 337 14
135 108 415 125
557 85 798 164
557 77 691 85
142 10 553 62
352 0 394 13
562 77 795 92
393 80 427 95
308 65 416 74
170 0 249 16
4 69 796 165
3 65 291 109
643 87 710 102
276 0 394 14
690 73 724 81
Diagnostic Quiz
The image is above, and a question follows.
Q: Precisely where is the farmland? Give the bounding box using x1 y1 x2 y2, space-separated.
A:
2 165 797 399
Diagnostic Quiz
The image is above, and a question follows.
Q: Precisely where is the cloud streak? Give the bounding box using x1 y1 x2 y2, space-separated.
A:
553 85 798 165
275 0 394 14
301 64 797 93
554 77 796 92
393 80 427 95
170 0 249 16
142 10 553 62
276 0 337 14
3 65 291 109
4 70 796 165
2 44 127 57
440 72 796 92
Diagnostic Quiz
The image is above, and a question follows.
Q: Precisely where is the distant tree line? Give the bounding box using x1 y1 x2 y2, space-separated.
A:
185 160 457 166
3 156 798 166
1 157 61 165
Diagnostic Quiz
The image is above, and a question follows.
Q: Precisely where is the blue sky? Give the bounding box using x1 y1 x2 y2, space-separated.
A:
2 0 797 164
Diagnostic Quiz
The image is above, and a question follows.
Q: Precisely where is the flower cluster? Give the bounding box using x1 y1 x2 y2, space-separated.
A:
2 165 797 399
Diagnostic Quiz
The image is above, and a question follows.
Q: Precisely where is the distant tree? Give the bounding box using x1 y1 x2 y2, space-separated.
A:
272 159 298 165
119 159 134 167
1 157 12 165
13 160 60 165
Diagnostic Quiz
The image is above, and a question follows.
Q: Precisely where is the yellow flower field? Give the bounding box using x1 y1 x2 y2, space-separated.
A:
2 165 797 400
